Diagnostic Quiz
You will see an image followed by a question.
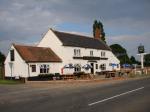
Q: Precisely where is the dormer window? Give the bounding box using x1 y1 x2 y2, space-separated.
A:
90 51 93 56
10 49 14 61
74 49 81 57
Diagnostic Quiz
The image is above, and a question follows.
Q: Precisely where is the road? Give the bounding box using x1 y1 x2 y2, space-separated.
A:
0 77 150 112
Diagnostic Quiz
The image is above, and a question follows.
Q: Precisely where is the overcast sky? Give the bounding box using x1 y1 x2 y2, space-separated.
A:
0 0 150 60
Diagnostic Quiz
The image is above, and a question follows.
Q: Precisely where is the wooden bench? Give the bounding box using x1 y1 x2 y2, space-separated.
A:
105 71 116 78
61 74 75 80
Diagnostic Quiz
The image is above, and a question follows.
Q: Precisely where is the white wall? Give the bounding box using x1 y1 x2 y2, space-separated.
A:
107 51 120 71
4 29 120 77
4 45 63 77
38 29 64 58
28 62 62 76
5 45 28 78
38 29 120 74
62 47 120 74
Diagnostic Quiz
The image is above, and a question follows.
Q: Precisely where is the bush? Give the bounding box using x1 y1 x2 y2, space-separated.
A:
38 74 54 80
28 74 54 81
54 73 60 77
38 74 54 78
54 73 62 80
28 73 62 81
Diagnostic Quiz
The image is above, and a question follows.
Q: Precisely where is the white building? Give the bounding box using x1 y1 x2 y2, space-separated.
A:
5 29 120 78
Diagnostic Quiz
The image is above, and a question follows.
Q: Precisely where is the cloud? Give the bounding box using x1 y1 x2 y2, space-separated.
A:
0 0 150 56
109 34 150 42
107 32 150 60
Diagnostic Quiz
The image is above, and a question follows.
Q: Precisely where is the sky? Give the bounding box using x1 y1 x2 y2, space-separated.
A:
0 0 150 60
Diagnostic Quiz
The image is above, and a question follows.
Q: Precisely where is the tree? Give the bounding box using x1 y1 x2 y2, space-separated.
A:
93 20 106 43
110 44 131 65
0 51 5 79
0 51 5 65
144 54 150 67
130 56 139 64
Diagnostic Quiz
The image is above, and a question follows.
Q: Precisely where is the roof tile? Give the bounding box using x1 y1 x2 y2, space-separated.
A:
13 44 62 62
52 30 111 51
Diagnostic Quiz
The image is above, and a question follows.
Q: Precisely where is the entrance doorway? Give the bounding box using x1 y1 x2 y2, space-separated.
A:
90 63 94 74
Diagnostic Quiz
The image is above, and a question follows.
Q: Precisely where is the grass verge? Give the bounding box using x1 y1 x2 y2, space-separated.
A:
128 73 150 78
0 79 21 84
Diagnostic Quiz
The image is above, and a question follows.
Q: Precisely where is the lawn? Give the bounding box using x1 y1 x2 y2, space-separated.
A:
0 79 21 84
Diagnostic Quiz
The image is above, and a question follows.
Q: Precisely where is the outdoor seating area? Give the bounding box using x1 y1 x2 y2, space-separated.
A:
27 72 92 81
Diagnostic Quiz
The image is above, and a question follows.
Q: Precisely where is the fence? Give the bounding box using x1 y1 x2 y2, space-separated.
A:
122 67 150 75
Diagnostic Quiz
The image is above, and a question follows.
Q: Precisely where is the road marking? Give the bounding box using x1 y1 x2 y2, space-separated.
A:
88 86 144 106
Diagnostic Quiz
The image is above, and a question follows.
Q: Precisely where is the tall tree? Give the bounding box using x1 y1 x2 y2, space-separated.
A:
0 51 5 79
110 44 131 65
0 51 5 65
130 56 139 64
144 54 150 66
93 20 106 43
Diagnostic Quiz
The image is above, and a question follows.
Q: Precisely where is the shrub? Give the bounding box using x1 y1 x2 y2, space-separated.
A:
38 74 54 79
54 73 62 80
54 73 60 77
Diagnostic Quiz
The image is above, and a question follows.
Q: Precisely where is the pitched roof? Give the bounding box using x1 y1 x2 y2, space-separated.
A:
13 44 62 62
52 30 111 51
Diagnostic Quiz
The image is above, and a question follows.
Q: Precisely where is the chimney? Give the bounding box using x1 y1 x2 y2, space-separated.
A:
94 27 102 39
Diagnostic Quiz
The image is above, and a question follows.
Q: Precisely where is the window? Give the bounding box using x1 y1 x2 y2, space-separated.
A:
74 49 81 56
96 64 98 69
10 49 14 61
74 64 81 72
74 49 77 56
101 51 105 57
31 65 36 72
40 64 49 73
78 49 81 56
90 51 93 56
117 64 119 68
100 64 106 70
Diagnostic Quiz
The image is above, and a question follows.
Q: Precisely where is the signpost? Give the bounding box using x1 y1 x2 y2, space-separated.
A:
137 44 147 73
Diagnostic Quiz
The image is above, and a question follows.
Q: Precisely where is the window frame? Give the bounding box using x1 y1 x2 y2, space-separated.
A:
96 64 98 69
90 50 93 56
40 64 49 74
100 64 106 70
101 51 106 57
74 64 81 72
10 49 15 61
74 49 81 57
31 65 36 72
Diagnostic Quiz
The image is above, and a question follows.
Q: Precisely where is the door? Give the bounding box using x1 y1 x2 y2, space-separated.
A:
90 63 94 74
